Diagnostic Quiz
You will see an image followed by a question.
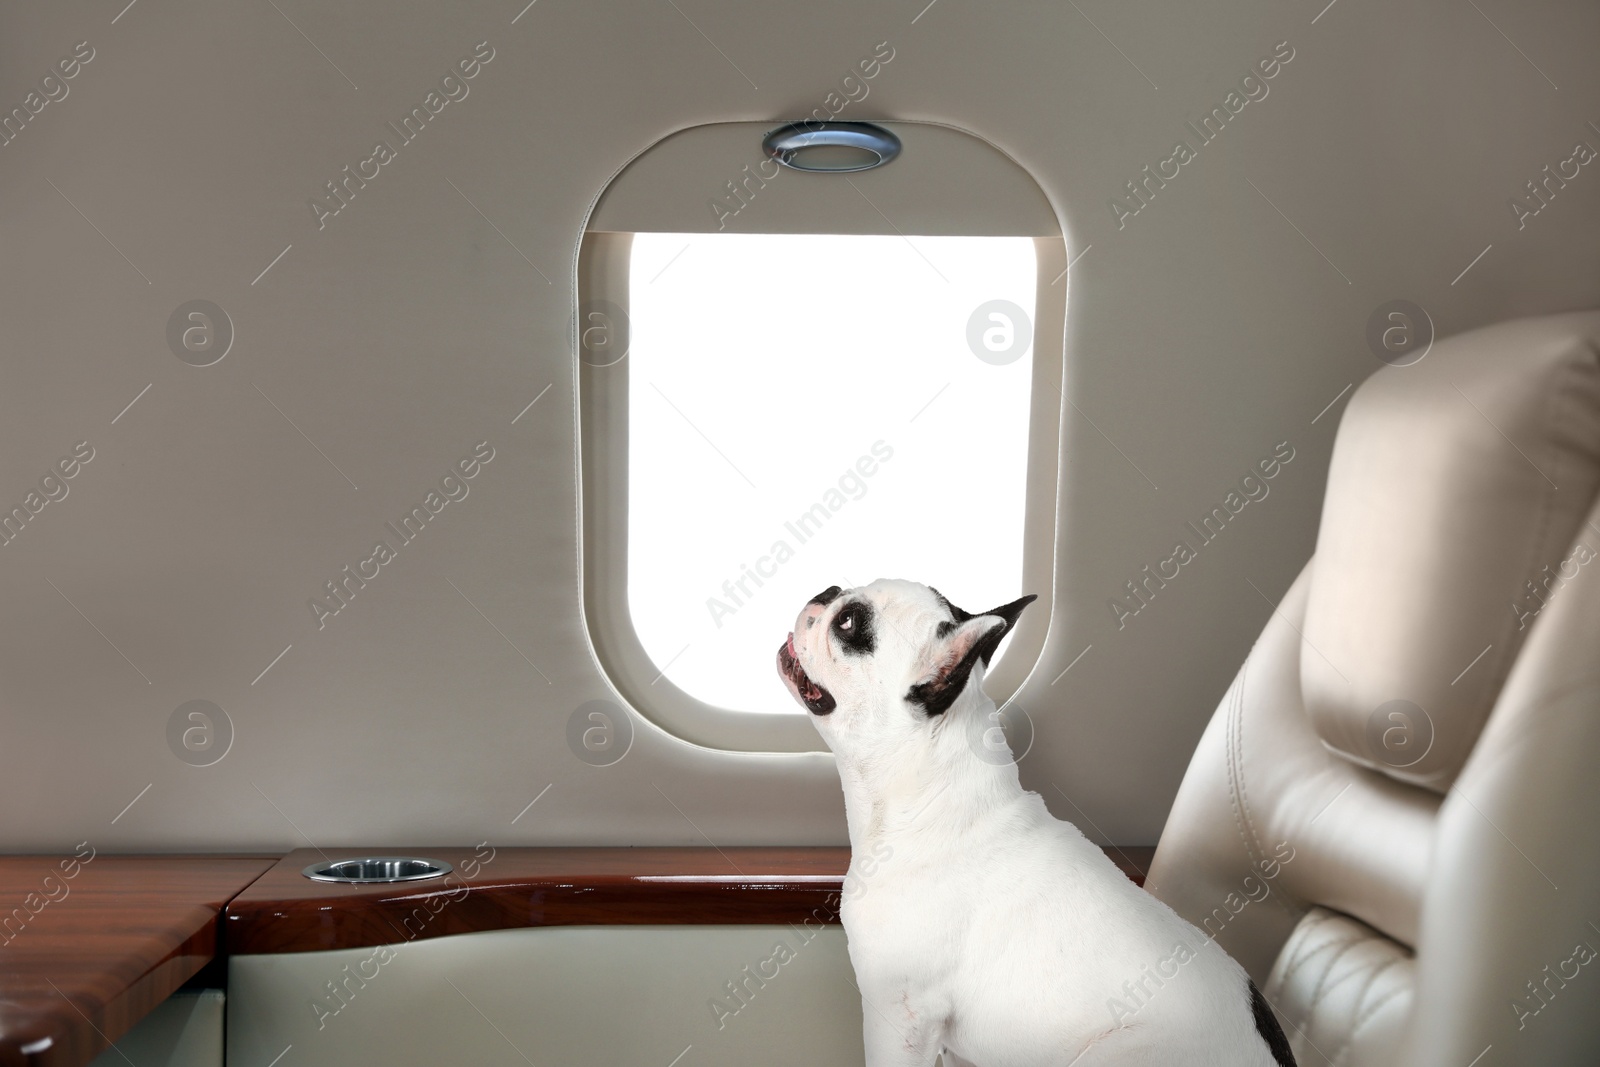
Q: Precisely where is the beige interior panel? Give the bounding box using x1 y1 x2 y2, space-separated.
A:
0 0 1595 851
589 120 1060 236
88 989 224 1067
229 926 866 1067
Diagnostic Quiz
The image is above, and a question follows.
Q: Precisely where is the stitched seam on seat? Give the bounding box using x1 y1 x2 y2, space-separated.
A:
1269 909 1341 995
1266 911 1324 1023
1335 982 1409 1067
1297 937 1368 1059
1274 926 1366 1003
1223 662 1268 878
1347 972 1407 1039
1226 594 1317 933
1328 955 1405 1066
1305 936 1374 1017
1283 916 1409 1066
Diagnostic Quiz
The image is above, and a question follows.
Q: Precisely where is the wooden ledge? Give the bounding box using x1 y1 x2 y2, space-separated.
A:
0 855 276 1067
0 845 1154 1064
225 846 1155 955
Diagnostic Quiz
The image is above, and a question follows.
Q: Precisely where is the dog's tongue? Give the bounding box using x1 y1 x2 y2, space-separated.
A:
781 632 834 714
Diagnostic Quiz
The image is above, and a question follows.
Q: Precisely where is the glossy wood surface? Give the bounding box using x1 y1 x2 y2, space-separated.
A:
226 845 1156 955
0 855 276 1067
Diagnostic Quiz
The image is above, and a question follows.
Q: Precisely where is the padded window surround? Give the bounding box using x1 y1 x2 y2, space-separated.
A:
576 121 1072 751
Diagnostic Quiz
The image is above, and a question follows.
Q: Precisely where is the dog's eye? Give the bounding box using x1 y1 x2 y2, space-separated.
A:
830 604 875 655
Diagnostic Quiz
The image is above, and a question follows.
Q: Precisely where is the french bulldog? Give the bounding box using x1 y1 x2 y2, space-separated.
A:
778 579 1295 1067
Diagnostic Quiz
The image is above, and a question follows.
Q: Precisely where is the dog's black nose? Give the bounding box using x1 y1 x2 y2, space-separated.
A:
809 585 842 607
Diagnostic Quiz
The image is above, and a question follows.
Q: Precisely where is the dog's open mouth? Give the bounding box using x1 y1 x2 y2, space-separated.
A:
778 633 836 715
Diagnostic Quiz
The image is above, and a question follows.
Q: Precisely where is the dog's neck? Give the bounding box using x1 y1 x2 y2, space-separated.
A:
835 684 1030 857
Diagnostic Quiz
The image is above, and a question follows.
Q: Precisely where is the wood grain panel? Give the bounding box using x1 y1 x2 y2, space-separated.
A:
0 855 275 1067
225 845 1156 955
0 845 1154 1064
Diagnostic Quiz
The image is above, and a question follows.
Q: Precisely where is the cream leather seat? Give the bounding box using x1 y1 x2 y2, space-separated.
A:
1146 310 1600 1066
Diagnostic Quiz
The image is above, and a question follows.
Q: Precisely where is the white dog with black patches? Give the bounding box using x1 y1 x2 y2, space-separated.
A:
777 579 1295 1067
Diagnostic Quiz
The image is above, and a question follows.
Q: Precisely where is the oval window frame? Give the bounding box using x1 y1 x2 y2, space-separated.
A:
576 120 1072 752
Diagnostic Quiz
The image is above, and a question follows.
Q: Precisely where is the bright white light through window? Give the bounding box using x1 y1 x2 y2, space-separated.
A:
628 233 1037 714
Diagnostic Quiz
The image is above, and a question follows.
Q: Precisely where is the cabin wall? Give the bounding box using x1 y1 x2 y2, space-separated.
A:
1 0 1596 850
228 927 863 1066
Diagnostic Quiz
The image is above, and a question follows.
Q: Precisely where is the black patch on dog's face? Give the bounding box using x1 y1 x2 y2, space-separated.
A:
1248 979 1297 1066
830 599 876 656
809 585 843 607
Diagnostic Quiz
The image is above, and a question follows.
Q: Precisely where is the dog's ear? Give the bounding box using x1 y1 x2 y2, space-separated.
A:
907 594 1037 715
967 593 1037 666
928 592 1037 668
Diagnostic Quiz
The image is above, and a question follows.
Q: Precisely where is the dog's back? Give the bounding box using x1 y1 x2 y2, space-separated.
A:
909 799 1293 1066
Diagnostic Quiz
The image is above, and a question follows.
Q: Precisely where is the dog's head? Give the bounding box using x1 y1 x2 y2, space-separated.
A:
777 578 1036 752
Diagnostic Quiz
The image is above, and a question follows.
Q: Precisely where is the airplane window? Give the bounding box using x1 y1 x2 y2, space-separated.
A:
626 232 1037 714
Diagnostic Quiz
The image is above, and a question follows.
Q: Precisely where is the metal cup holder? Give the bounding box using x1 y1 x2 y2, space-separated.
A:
301 856 454 884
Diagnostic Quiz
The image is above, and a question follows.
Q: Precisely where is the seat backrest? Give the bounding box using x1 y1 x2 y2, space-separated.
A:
1146 310 1600 1067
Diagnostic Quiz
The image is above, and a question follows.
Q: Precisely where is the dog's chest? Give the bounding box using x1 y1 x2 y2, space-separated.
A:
840 857 975 981
840 888 957 1047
